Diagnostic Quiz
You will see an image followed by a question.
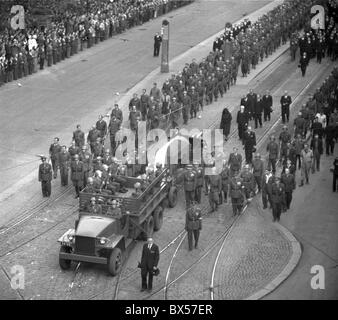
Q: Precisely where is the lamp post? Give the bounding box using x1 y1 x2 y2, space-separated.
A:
160 19 169 73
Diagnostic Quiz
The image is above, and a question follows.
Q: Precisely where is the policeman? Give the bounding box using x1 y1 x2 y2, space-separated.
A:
193 162 204 204
49 137 62 179
220 161 230 204
57 145 71 186
184 165 197 208
207 167 222 212
71 154 84 198
185 202 202 251
38 156 52 197
229 177 245 216
88 197 102 215
280 91 292 124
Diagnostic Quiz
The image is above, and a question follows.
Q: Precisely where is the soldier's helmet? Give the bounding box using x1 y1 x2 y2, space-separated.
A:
134 182 141 189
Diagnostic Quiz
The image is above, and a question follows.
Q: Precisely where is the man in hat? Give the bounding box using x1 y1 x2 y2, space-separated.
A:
71 154 84 198
38 156 52 197
96 115 108 140
279 125 291 164
228 147 242 177
111 103 123 122
252 153 264 193
280 91 292 124
193 161 204 204
87 126 101 154
229 176 245 216
237 105 249 140
140 237 159 292
153 32 162 57
219 161 230 204
207 167 222 212
299 143 313 186
266 135 279 174
280 168 296 211
182 91 191 125
185 202 202 251
261 169 274 210
109 115 122 156
262 90 273 122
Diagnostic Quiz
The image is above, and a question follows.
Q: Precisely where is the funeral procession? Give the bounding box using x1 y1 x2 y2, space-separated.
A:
1 0 338 304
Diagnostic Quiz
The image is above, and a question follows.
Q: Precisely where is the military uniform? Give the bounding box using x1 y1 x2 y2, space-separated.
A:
228 152 242 176
220 166 230 204
242 130 256 164
73 129 85 148
193 166 204 204
88 203 102 215
57 151 70 186
252 158 264 192
184 168 197 208
280 95 292 123
229 177 245 216
38 161 52 197
208 174 222 212
71 160 84 197
185 205 202 250
280 172 295 210
240 169 255 199
266 140 279 174
262 173 274 209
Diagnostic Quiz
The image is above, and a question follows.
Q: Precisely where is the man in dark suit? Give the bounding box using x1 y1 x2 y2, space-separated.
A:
140 238 159 292
262 90 273 122
253 94 263 128
270 178 286 222
153 32 162 57
228 147 242 177
242 126 256 164
38 156 52 197
310 134 323 172
281 168 295 211
280 91 292 124
237 105 249 141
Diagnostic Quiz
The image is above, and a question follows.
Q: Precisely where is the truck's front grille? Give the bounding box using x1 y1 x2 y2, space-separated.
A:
75 236 95 255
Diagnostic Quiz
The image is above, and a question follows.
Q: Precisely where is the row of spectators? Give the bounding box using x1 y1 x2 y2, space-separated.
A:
0 0 193 85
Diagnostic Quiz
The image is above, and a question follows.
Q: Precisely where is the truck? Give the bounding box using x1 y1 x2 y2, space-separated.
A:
57 167 178 276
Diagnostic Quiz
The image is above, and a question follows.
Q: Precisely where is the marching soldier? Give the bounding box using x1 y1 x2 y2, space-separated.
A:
73 125 85 148
184 165 197 208
68 140 80 159
109 115 121 156
182 91 191 125
57 146 71 186
193 162 204 204
87 125 101 154
38 156 52 197
299 143 313 186
262 169 274 210
49 137 62 179
207 167 222 212
71 154 84 198
279 125 291 164
185 202 202 251
111 103 123 122
79 145 92 188
170 97 181 129
96 115 108 140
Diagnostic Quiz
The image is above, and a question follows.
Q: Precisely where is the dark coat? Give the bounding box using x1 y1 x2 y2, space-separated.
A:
39 163 52 182
185 207 202 231
310 138 324 155
220 108 232 136
140 243 160 270
281 173 296 192
70 160 84 184
243 131 256 149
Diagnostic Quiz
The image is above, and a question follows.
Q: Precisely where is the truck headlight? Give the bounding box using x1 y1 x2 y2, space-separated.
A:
99 237 108 245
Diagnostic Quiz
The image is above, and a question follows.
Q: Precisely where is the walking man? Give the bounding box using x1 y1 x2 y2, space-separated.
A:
242 126 256 164
38 156 52 197
70 154 84 198
280 91 292 124
140 237 159 292
271 177 286 222
153 32 162 57
299 143 313 186
281 168 296 211
185 203 202 251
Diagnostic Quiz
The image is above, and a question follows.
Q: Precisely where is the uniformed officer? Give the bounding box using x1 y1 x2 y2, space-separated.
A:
229 177 245 216
49 137 62 179
207 167 222 212
279 125 291 163
266 135 279 174
252 153 264 193
193 162 204 204
38 156 52 197
57 145 71 186
79 145 92 188
87 125 101 154
185 202 202 251
88 197 102 215
111 103 123 122
228 147 242 177
270 177 286 222
73 124 85 148
280 91 292 124
184 165 197 208
71 154 84 198
96 115 108 140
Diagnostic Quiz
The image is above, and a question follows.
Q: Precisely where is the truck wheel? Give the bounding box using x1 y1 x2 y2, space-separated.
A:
108 248 123 276
168 186 178 208
59 246 72 270
153 206 163 231
141 216 154 240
